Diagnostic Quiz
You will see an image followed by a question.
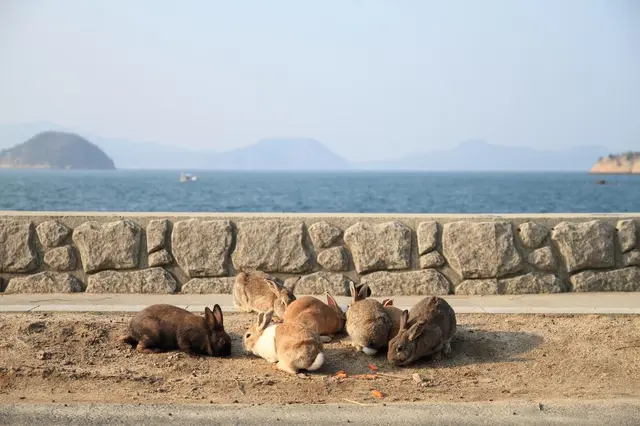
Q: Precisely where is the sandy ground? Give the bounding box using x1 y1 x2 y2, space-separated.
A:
0 312 638 405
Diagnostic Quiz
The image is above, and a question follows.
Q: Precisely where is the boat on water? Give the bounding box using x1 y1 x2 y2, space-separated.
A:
180 172 198 182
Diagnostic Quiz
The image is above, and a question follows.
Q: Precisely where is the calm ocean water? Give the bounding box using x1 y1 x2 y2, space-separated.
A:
0 170 637 213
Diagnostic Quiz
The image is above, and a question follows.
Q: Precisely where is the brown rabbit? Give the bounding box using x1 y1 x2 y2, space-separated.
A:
243 311 325 375
283 293 346 342
233 271 296 319
387 296 456 366
381 299 403 341
120 304 231 357
345 282 391 355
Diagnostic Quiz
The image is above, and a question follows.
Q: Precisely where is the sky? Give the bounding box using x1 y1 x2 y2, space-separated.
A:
0 0 638 161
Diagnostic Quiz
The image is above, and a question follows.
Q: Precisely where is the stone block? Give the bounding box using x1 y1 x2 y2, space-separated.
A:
5 272 82 293
147 219 170 254
571 267 640 292
623 250 640 267
73 220 142 273
288 271 353 295
551 221 615 273
308 221 342 249
0 220 38 273
455 279 499 295
527 246 557 272
172 219 233 277
360 270 451 296
419 251 445 269
317 246 349 271
498 273 566 294
86 268 177 293
44 246 77 271
343 221 412 274
417 221 438 254
36 220 71 248
181 277 235 294
442 221 522 279
517 222 548 249
232 220 312 273
617 220 637 253
149 249 173 267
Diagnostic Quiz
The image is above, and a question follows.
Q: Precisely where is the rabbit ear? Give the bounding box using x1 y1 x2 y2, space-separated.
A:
266 278 281 295
204 307 215 329
399 310 409 331
212 304 224 330
408 320 427 341
326 292 339 308
382 299 393 307
349 282 359 302
358 284 369 300
256 311 272 331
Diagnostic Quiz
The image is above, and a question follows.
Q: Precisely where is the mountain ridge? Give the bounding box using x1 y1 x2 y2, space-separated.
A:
0 122 615 171
0 131 115 170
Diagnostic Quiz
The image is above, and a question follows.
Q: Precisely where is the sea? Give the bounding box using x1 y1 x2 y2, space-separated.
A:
0 170 638 213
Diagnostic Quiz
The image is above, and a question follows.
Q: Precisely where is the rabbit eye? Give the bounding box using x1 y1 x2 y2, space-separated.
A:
245 333 251 338
396 345 404 352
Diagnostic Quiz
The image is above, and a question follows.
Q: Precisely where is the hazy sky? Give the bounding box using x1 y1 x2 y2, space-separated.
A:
0 0 638 161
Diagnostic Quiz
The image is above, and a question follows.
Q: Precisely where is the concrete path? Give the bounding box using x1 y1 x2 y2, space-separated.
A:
2 400 640 425
1 292 639 314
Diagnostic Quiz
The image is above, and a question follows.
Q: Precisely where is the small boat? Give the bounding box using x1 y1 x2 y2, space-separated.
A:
180 172 198 182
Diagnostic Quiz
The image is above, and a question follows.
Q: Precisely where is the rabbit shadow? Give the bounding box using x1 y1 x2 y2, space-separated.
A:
392 326 544 369
317 327 543 373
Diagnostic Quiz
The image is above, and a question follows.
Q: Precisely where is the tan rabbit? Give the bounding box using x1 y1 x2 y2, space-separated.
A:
381 299 403 341
233 271 296 319
345 282 391 356
120 303 231 357
243 311 325 375
283 293 346 343
387 296 456 366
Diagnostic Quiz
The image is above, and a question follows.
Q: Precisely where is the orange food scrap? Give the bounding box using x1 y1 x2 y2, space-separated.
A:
368 364 378 371
335 370 348 379
371 389 384 399
352 374 377 380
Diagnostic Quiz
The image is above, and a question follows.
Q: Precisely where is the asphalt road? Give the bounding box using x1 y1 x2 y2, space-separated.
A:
2 400 640 425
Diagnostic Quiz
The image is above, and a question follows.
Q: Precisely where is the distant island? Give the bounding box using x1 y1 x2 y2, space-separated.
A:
590 152 640 174
0 122 623 171
0 131 116 170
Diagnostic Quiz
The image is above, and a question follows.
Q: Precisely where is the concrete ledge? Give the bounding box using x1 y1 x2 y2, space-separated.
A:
2 293 639 314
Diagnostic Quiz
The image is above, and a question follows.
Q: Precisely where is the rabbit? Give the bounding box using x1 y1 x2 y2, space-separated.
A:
283 293 347 343
345 282 391 356
120 303 231 357
387 296 457 366
233 270 296 319
243 311 325 375
381 298 403 341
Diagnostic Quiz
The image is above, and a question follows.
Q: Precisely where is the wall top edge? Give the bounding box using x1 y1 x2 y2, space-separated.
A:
0 211 639 219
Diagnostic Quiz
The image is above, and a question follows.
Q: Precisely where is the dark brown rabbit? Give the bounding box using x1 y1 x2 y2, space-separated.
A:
120 303 231 357
387 296 456 366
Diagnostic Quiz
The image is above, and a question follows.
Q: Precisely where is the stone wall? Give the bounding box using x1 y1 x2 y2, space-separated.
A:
1 213 639 295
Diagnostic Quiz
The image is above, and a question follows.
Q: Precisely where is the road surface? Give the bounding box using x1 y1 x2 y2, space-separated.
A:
2 400 640 425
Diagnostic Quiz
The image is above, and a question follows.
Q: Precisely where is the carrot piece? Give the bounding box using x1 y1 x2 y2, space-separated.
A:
371 389 384 399
351 374 377 379
368 364 378 371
